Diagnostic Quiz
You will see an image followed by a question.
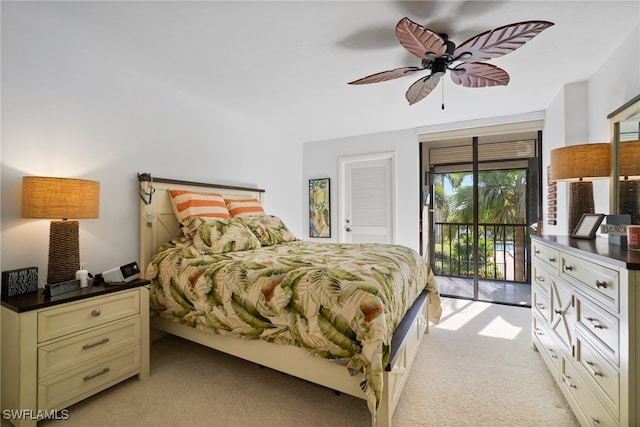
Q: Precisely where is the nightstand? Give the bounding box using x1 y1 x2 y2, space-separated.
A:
1 279 150 427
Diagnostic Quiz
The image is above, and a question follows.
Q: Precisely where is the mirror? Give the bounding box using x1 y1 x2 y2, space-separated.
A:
609 94 640 224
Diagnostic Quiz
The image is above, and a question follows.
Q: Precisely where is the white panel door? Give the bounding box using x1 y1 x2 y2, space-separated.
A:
339 153 395 243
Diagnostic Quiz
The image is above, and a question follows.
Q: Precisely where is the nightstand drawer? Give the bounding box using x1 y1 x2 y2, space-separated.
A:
38 290 140 342
38 317 141 377
38 345 140 411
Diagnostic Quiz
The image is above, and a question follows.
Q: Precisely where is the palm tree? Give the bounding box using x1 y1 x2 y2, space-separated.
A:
438 169 528 282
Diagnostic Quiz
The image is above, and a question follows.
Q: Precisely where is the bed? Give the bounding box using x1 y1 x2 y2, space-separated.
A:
138 175 441 427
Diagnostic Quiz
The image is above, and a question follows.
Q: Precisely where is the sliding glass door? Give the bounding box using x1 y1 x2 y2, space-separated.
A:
431 165 530 304
420 129 542 306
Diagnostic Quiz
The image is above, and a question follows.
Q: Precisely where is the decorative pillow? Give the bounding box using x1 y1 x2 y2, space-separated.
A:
169 190 231 236
241 215 298 246
189 217 261 254
225 198 265 218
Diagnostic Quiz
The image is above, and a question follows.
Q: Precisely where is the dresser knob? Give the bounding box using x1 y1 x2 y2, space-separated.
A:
590 416 600 424
548 257 556 263
564 265 574 271
91 309 101 317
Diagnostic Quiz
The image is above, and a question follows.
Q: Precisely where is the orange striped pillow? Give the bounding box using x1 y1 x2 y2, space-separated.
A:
169 190 231 226
225 198 265 218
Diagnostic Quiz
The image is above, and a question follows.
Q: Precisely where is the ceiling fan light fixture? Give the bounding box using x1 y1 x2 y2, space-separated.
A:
432 60 447 77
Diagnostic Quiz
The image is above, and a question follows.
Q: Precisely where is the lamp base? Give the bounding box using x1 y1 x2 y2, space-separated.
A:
620 180 639 225
47 220 80 285
569 181 595 234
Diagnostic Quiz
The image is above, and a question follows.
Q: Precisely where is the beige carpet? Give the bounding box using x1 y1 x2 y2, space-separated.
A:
36 298 578 427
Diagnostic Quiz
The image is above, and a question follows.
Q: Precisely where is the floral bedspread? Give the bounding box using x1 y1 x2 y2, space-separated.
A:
146 237 441 411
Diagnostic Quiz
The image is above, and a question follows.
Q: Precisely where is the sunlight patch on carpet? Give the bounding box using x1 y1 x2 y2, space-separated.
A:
435 299 490 331
478 315 522 339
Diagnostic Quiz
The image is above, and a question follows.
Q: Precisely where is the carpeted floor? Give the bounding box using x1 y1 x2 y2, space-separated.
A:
31 297 578 427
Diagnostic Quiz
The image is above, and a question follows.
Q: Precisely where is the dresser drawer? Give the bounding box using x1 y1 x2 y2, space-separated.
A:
532 241 560 274
575 294 619 364
38 317 141 377
532 283 551 323
576 333 619 416
561 252 619 312
532 264 553 300
38 290 140 342
38 345 140 411
561 357 618 427
533 313 561 373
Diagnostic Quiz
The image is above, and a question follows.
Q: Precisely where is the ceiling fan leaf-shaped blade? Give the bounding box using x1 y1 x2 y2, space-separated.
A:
396 17 447 59
450 63 510 87
348 67 421 85
405 75 441 105
453 21 554 62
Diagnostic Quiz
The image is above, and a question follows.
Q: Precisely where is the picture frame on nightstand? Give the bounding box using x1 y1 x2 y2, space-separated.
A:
1 266 38 300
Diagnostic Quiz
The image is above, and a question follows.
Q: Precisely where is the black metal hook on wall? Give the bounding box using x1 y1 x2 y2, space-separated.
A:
137 172 155 205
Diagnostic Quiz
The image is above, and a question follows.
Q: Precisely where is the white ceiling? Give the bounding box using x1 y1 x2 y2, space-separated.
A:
13 0 640 143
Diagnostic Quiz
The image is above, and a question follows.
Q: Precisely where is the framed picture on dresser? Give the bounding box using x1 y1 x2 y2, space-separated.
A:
571 213 605 239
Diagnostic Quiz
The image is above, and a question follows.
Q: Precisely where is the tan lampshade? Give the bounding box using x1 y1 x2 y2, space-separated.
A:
550 143 611 182
620 140 640 179
22 176 100 219
21 176 100 285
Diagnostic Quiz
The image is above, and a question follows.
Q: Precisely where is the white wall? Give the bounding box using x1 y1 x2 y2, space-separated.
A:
1 6 303 281
543 25 640 236
303 128 420 251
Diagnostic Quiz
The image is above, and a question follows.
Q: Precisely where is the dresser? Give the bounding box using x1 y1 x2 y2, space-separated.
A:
1 280 150 427
531 235 640 426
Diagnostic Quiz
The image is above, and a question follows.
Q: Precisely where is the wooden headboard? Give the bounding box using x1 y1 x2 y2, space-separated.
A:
138 175 265 274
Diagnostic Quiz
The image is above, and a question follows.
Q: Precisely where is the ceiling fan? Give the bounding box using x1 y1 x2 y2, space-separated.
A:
348 17 554 106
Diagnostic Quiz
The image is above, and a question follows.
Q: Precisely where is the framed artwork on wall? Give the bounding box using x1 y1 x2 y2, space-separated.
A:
309 178 330 237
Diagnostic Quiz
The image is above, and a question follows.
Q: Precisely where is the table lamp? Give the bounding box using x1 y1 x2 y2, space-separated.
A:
21 176 100 285
619 140 640 224
550 143 610 233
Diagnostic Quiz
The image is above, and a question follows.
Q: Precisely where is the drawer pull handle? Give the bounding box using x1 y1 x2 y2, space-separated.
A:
562 374 577 389
91 309 101 317
536 303 546 310
82 338 110 350
564 265 574 271
534 249 540 254
554 309 562 315
83 367 110 382
586 317 605 329
548 257 556 263
595 280 607 289
585 360 603 376
590 416 600 424
535 275 545 282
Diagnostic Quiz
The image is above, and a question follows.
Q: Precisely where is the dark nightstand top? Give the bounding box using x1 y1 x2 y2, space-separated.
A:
1 279 150 313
